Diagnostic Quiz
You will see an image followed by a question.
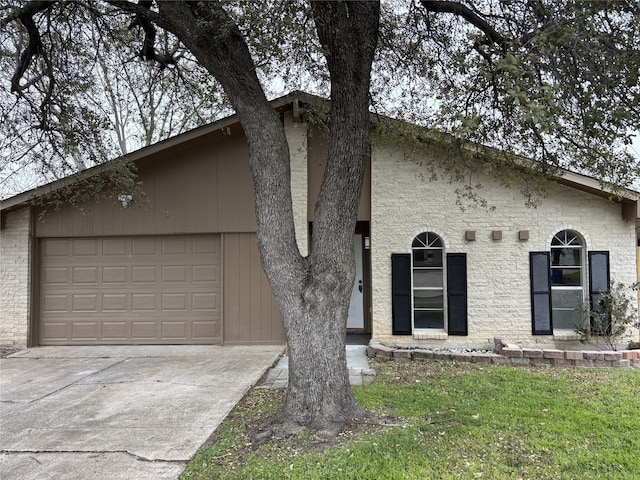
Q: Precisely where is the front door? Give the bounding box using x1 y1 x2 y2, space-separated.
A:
347 234 365 329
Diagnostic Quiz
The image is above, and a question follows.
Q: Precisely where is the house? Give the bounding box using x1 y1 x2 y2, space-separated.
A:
1 92 639 348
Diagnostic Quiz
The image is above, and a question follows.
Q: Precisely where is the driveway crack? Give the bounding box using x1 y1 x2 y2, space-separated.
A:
15 358 130 404
0 449 187 464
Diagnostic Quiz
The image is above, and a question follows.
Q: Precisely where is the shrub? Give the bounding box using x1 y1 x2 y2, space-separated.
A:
576 281 639 350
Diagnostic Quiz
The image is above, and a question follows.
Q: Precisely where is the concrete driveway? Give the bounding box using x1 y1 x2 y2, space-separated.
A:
0 345 284 480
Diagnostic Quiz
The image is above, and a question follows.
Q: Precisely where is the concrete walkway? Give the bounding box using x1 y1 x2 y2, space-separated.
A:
0 345 283 480
260 345 376 388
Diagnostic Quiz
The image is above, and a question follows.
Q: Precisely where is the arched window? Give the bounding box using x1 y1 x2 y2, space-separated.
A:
550 230 585 330
412 232 444 329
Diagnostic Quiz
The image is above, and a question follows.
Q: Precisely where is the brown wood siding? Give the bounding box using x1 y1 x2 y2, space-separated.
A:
307 126 371 222
34 128 257 237
39 235 221 345
223 233 284 345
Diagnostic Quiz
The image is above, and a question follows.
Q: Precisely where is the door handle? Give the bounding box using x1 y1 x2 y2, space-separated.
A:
358 280 363 293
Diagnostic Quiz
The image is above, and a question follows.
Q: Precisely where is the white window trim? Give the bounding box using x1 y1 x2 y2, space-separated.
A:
411 232 447 332
550 229 587 333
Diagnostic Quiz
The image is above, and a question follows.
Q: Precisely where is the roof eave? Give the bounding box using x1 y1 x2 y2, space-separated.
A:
0 92 322 214
556 170 640 221
2 90 638 222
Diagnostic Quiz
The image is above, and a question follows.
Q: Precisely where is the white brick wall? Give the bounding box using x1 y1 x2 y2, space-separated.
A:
0 207 32 346
285 113 309 257
371 142 638 349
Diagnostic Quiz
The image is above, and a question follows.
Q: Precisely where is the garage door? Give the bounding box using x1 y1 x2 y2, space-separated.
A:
39 236 221 345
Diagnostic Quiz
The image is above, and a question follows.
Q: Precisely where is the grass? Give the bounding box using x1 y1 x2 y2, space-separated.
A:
181 361 640 480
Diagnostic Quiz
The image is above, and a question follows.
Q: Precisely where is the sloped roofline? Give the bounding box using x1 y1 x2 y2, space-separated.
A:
1 90 638 221
0 90 310 212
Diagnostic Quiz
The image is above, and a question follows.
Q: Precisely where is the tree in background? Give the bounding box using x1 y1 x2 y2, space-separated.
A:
0 5 226 197
2 0 639 436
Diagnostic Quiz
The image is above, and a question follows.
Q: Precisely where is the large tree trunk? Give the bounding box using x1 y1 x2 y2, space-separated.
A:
276 1 381 432
155 0 379 433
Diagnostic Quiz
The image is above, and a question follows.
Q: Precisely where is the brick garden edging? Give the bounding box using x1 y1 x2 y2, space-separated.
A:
367 337 640 368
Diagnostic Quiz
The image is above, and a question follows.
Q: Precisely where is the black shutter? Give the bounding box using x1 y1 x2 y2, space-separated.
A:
530 252 552 335
588 251 610 332
446 253 468 336
391 253 412 335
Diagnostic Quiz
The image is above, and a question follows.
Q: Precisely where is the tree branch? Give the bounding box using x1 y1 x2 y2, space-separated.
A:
126 0 176 67
420 0 507 50
0 0 53 29
310 1 379 257
5 1 57 96
103 0 177 68
4 1 60 130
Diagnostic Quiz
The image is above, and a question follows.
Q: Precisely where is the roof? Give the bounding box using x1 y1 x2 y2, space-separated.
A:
1 91 638 222
0 91 311 213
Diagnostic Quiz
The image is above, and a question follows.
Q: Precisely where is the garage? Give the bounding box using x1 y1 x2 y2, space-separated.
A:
3 119 286 347
39 235 221 345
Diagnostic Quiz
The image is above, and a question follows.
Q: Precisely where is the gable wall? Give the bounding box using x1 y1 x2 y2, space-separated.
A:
371 142 638 348
32 119 372 241
34 126 256 237
0 207 32 345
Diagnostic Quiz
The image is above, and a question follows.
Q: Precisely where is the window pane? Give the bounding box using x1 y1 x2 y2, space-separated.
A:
427 232 443 247
414 310 444 329
412 232 443 248
412 232 428 248
552 308 582 330
413 249 443 267
551 268 582 286
551 230 583 247
414 290 443 309
551 248 582 267
413 269 443 288
552 289 583 309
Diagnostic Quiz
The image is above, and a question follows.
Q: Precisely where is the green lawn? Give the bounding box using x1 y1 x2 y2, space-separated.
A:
182 361 640 480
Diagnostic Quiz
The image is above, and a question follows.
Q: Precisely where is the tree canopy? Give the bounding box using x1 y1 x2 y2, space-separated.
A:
2 0 639 199
1 1 227 197
2 0 639 435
